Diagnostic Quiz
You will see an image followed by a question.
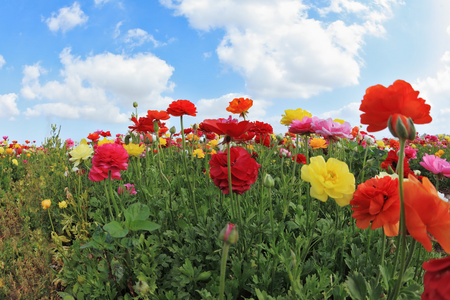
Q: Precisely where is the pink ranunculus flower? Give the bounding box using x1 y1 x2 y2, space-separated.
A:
311 117 352 140
288 116 314 135
88 143 129 182
420 154 450 177
404 145 418 160
65 138 75 149
118 183 137 196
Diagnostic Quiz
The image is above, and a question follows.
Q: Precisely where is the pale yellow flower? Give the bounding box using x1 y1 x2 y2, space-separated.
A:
193 149 205 158
12 159 18 166
41 199 51 209
69 144 94 167
123 143 144 157
280 108 312 126
333 119 345 124
97 138 114 146
0 148 4 154
301 156 355 206
59 201 68 209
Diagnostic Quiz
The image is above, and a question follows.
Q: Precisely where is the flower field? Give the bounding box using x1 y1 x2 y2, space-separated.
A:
1 80 450 299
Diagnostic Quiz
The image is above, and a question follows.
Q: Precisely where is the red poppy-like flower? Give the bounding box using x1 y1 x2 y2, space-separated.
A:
422 256 450 300
167 100 197 117
403 174 450 253
88 143 129 182
129 116 155 134
292 153 307 164
350 176 400 236
147 110 170 121
201 119 252 142
360 80 432 132
255 134 271 147
99 130 111 137
380 150 413 178
226 97 253 118
209 146 261 194
88 132 100 141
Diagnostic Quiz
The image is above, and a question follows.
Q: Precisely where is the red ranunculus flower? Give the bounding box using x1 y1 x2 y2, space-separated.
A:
226 97 253 118
147 110 170 121
292 153 307 164
403 174 450 253
201 119 252 142
255 134 271 147
129 116 154 134
88 132 100 141
350 176 400 236
88 143 129 182
380 150 413 178
360 80 432 132
167 100 197 117
422 256 450 300
209 146 261 194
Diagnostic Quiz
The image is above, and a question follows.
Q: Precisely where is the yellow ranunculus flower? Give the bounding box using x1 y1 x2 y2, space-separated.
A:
301 156 355 206
193 149 205 158
209 149 217 155
280 108 312 126
208 139 218 148
376 140 385 148
5 148 14 155
159 137 167 146
12 159 18 166
97 138 114 146
0 147 4 154
59 201 68 209
69 144 94 167
435 149 445 158
41 199 51 209
309 138 327 149
123 143 144 157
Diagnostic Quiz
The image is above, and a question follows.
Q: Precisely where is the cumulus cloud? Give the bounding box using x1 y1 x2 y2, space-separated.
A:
161 0 402 98
0 55 5 69
124 28 163 48
0 93 20 120
45 2 88 33
21 48 175 122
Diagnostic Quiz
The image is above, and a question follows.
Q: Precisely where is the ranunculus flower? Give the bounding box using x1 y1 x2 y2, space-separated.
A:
118 183 137 196
380 150 413 178
12 159 18 166
167 99 197 117
289 117 314 135
65 138 75 149
123 143 145 157
69 143 94 168
129 116 155 133
250 121 273 146
146 110 170 121
41 199 51 209
309 138 328 149
292 153 307 164
97 138 114 146
226 98 253 118
420 154 450 178
301 156 355 206
422 256 450 300
360 80 432 132
403 174 450 253
281 108 312 126
209 146 261 194
201 119 252 142
59 201 68 209
350 176 400 236
88 143 129 182
311 117 352 140
193 148 205 158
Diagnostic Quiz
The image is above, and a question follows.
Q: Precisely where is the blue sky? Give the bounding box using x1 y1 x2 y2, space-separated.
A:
1 0 450 144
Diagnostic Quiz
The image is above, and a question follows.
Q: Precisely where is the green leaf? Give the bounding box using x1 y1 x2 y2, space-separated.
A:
345 272 368 300
104 221 129 238
56 292 75 300
129 220 160 232
124 203 150 228
179 259 195 279
197 271 211 281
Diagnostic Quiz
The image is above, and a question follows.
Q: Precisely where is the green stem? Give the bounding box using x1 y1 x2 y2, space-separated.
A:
226 142 236 221
103 179 114 220
108 173 122 218
375 231 386 286
47 209 55 232
219 243 231 300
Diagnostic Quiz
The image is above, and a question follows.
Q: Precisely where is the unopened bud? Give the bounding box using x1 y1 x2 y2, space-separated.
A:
263 173 275 188
133 102 138 108
388 114 416 141
170 126 176 135
219 223 238 245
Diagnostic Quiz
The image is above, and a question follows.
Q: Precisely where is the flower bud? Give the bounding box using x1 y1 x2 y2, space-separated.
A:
133 102 138 108
219 223 238 245
170 126 176 135
388 113 416 141
263 173 275 188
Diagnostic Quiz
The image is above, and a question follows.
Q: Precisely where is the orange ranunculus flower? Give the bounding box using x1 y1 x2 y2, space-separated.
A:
167 100 197 117
309 138 327 149
226 98 253 117
403 174 450 253
350 176 400 236
360 80 432 132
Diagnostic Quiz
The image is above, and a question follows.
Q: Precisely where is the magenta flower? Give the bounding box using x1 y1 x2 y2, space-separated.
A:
311 117 352 140
289 116 314 135
404 145 418 160
65 138 75 149
420 154 450 177
2 136 8 141
88 143 129 182
118 183 137 196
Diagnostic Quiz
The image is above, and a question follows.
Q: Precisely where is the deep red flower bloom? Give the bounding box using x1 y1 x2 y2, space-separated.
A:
422 256 450 299
88 143 129 182
360 80 432 132
350 176 400 236
167 100 197 117
255 134 271 147
292 153 307 164
99 130 111 137
147 110 170 121
201 119 252 140
380 150 413 178
87 132 100 141
209 146 261 194
128 116 154 134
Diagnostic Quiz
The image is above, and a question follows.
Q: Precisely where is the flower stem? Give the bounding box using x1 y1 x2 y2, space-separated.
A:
226 143 236 221
219 243 231 300
47 209 55 232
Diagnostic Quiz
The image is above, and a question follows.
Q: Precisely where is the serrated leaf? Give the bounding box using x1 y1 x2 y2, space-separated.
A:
179 259 195 278
345 272 368 300
104 221 129 238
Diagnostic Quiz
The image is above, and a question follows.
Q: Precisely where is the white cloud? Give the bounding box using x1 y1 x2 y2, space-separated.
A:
161 0 402 98
320 102 361 126
0 93 20 119
45 2 88 33
21 48 175 122
0 55 5 69
124 28 163 48
94 0 111 5
114 21 123 39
